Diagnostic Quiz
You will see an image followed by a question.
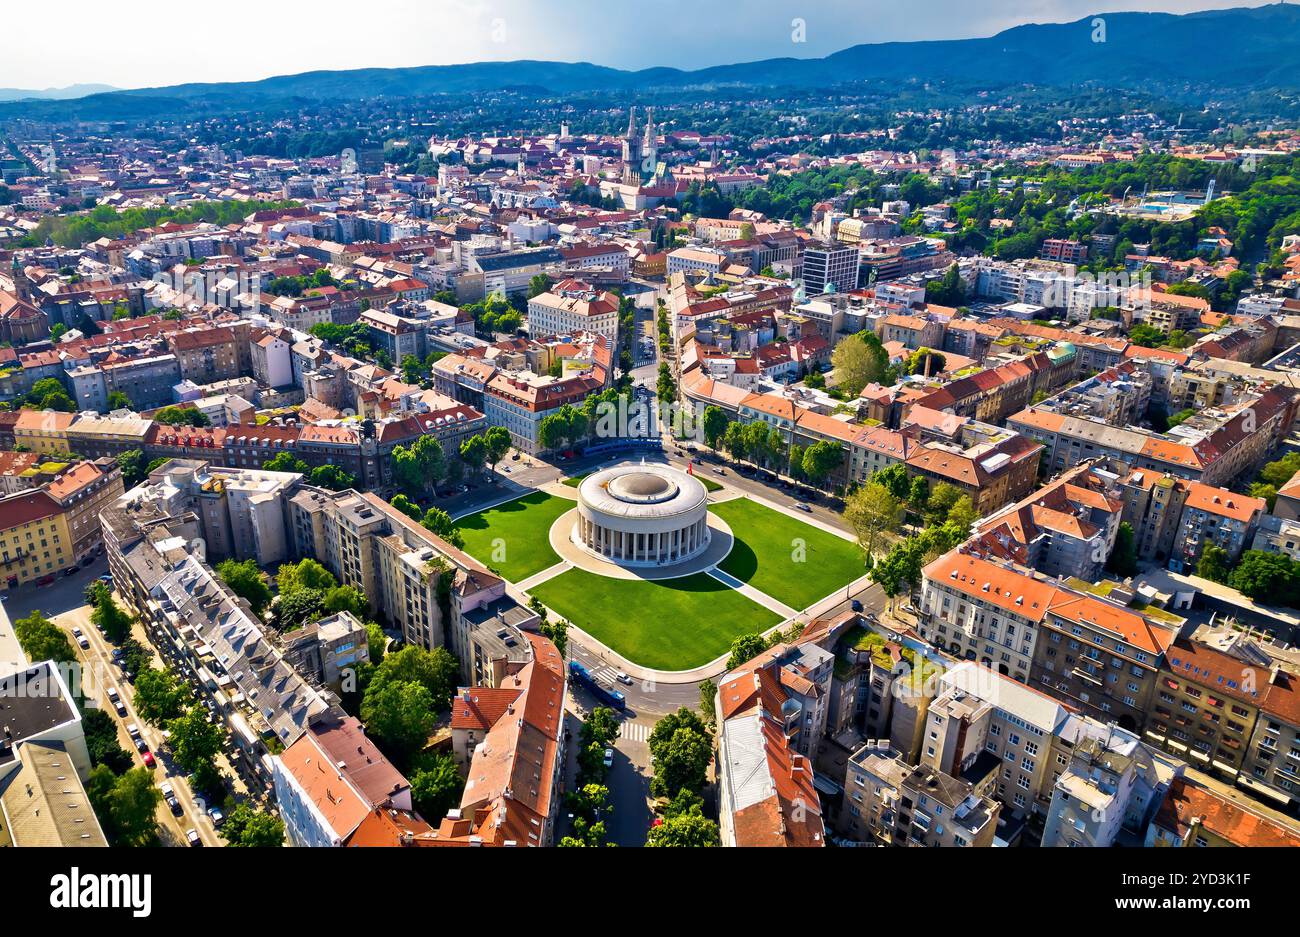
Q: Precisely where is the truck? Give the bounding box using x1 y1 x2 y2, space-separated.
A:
568 661 626 711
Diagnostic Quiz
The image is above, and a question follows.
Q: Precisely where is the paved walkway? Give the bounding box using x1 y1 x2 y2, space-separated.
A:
707 567 799 619
514 560 572 592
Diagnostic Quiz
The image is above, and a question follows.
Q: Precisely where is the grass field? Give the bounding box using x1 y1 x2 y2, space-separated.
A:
530 569 781 671
711 498 865 611
454 491 570 582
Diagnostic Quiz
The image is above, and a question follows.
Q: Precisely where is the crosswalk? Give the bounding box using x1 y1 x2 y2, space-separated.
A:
619 721 651 742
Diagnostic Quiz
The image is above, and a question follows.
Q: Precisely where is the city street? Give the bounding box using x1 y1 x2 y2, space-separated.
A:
4 558 224 846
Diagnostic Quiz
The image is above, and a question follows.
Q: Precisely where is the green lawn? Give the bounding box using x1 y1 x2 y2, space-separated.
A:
712 498 865 611
454 491 570 582
530 569 781 671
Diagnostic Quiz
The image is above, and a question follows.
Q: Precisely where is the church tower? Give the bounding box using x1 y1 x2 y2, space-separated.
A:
642 108 658 180
621 107 640 187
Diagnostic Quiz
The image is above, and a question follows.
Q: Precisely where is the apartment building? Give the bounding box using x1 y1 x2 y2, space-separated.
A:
45 458 124 565
716 661 827 847
102 500 335 789
0 660 107 847
271 711 412 847
1040 719 1183 847
526 280 620 341
972 461 1125 583
0 490 73 588
897 765 1001 847
168 326 241 385
484 370 603 454
1010 384 1299 489
1147 776 1300 847
416 633 567 847
801 243 859 295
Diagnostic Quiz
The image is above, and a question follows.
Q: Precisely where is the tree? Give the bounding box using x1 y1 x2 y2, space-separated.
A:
105 390 131 411
371 645 461 714
83 708 134 774
801 440 842 487
539 617 569 659
907 475 930 510
1196 543 1233 584
871 464 912 500
389 493 423 522
538 413 569 452
323 584 368 619
698 678 717 727
527 274 551 298
360 679 437 768
483 425 512 472
392 434 446 499
12 610 74 664
154 405 211 427
421 507 464 549
831 335 873 397
459 434 488 478
273 588 325 631
726 633 770 670
702 406 728 450
581 707 621 752
656 362 677 403
216 558 272 616
906 347 947 377
408 751 463 822
948 495 979 534
133 667 191 725
844 482 904 559
646 802 721 847
1231 551 1300 606
263 451 310 475
722 421 747 461
166 705 226 776
1106 522 1139 577
276 558 337 596
926 481 962 522
650 725 713 798
116 448 147 488
400 353 424 385
309 464 356 491
89 583 133 642
87 765 160 847
220 803 285 847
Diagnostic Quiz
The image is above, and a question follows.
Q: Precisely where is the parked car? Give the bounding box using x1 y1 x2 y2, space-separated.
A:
127 723 141 740
36 574 55 586
603 748 614 769
160 782 181 816
794 502 812 513
186 828 202 847
72 627 89 649
207 806 225 827
141 749 155 768
615 672 633 686
850 599 864 612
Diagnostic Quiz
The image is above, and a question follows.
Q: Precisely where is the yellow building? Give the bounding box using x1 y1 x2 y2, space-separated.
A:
0 489 74 588
12 410 76 456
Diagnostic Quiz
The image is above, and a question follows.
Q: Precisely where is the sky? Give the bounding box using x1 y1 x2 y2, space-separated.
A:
0 0 1281 91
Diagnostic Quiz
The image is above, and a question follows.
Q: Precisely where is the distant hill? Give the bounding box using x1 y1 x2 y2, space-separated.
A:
0 84 116 102
5 5 1300 121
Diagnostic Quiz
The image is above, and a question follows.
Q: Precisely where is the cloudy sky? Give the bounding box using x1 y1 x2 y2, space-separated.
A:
1 0 1277 90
